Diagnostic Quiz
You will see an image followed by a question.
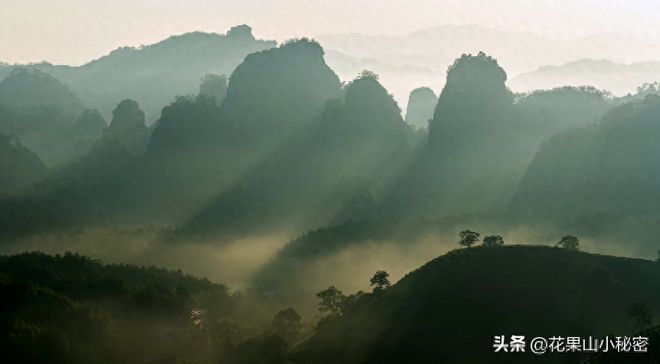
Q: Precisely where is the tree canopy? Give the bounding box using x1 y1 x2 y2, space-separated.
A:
458 230 480 248
557 235 580 251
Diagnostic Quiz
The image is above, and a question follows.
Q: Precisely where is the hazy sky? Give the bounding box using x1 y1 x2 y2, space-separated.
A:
2 0 660 65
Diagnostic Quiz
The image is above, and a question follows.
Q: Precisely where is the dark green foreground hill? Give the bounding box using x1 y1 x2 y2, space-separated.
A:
4 247 660 363
296 246 660 364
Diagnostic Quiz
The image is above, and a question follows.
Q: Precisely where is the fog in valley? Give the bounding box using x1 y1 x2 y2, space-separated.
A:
3 2 660 363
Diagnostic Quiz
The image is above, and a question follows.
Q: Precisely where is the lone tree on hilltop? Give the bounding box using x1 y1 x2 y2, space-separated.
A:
316 286 346 316
458 230 480 248
358 70 379 80
557 235 579 251
370 270 391 291
483 235 504 247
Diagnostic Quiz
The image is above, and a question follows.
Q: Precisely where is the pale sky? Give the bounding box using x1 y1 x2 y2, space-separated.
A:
2 0 660 65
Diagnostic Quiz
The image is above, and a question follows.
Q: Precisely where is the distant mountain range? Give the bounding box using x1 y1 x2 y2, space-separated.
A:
318 25 660 74
318 25 660 99
2 26 660 252
0 25 275 122
323 50 439 108
3 24 660 113
510 59 660 94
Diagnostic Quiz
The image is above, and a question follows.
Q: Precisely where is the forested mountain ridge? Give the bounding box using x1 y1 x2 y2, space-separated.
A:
179 72 418 238
511 59 660 95
0 25 275 122
0 38 344 240
0 69 91 165
2 46 657 248
0 68 84 118
385 53 614 218
511 93 660 220
3 18 660 364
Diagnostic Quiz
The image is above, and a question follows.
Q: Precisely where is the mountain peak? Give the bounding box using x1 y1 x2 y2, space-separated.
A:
227 24 255 41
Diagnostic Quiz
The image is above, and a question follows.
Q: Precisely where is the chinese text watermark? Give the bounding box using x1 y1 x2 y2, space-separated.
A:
493 335 648 355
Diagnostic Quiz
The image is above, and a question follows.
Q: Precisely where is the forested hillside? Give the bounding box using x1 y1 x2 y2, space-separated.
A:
296 246 660 363
2 18 660 364
0 25 275 122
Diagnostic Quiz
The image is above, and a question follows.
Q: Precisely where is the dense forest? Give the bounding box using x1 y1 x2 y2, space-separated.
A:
2 22 660 363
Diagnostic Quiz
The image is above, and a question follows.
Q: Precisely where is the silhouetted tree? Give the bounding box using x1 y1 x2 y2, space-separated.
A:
628 302 653 331
482 235 504 247
557 235 579 251
316 286 346 316
458 230 480 248
358 70 379 80
370 271 391 291
272 308 302 342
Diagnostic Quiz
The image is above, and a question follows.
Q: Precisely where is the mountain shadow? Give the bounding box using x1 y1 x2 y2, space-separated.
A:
388 53 529 216
0 101 149 240
177 71 417 239
386 53 614 219
510 94 660 245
